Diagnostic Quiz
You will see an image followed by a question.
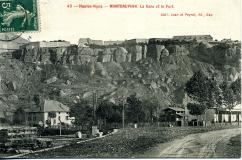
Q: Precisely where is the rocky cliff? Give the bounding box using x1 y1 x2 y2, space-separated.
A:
0 39 240 118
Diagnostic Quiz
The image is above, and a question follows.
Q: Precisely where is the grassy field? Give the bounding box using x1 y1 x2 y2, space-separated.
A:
224 134 241 158
22 124 240 158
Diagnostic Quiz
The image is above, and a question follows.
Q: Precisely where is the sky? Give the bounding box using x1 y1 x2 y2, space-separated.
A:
22 0 241 44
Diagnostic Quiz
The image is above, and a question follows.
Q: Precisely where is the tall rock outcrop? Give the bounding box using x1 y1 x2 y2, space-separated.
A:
97 48 113 63
113 47 127 63
77 47 95 64
127 45 143 62
147 44 165 61
166 45 189 55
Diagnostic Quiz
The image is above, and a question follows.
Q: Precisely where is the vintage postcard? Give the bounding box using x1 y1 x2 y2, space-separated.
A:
0 0 241 158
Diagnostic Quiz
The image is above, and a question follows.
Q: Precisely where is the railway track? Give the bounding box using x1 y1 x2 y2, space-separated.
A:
5 131 116 158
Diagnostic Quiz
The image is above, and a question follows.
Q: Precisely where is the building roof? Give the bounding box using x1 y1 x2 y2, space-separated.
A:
124 39 148 45
164 107 185 112
25 100 69 113
219 104 241 112
149 38 171 42
173 35 212 38
43 100 69 112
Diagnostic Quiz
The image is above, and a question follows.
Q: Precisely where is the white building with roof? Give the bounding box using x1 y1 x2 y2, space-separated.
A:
25 100 74 127
20 41 71 50
173 35 213 42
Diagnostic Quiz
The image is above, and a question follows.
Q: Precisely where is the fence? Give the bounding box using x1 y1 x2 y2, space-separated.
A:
42 121 240 136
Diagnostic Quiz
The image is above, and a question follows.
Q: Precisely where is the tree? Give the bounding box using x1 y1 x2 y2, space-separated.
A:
33 94 40 105
230 77 241 105
69 100 94 126
13 107 26 125
185 71 210 105
208 76 223 123
187 103 206 122
220 82 237 124
185 71 221 125
126 94 144 123
230 78 241 124
96 100 122 123
141 98 159 123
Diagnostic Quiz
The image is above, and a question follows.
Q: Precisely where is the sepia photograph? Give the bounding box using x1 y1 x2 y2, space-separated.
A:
0 0 241 158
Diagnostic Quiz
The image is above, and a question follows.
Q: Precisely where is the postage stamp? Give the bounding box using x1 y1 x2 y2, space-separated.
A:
0 0 39 33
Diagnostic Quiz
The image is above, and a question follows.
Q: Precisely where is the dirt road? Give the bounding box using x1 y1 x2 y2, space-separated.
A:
144 128 241 158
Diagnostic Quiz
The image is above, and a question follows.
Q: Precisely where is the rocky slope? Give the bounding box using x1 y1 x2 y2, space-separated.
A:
0 39 240 119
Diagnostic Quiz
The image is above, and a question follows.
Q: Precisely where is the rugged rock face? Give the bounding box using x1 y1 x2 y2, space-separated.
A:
97 48 113 63
189 42 241 82
127 45 143 62
212 43 240 69
0 39 240 117
142 45 147 59
167 45 189 55
77 47 95 64
113 47 128 63
147 44 165 61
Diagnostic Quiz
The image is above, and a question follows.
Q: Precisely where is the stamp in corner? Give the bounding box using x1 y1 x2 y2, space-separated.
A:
0 0 39 33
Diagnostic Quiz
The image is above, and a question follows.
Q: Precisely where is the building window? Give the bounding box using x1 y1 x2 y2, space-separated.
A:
54 119 56 124
48 112 56 118
33 116 36 121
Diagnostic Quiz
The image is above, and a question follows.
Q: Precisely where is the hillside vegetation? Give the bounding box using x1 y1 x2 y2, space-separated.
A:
0 40 240 119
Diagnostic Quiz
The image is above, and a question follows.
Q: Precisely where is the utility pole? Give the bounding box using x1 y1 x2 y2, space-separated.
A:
92 92 95 125
59 123 62 136
92 91 98 125
122 97 125 129
92 91 96 125
59 116 62 136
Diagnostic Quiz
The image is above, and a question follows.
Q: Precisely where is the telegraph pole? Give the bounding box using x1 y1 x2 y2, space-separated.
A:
59 116 62 136
122 97 125 129
59 123 62 136
92 91 95 125
92 91 98 125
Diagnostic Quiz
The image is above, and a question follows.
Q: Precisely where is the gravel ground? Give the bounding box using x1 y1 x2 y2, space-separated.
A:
21 125 240 158
140 128 241 158
223 134 241 158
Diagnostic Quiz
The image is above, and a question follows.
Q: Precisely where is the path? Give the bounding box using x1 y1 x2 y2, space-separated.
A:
145 128 241 158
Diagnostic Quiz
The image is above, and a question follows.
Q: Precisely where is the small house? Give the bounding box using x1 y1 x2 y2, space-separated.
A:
124 39 148 45
103 40 124 46
215 104 241 123
187 104 241 125
25 100 75 128
163 107 186 126
78 38 104 47
20 41 71 50
173 35 213 42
